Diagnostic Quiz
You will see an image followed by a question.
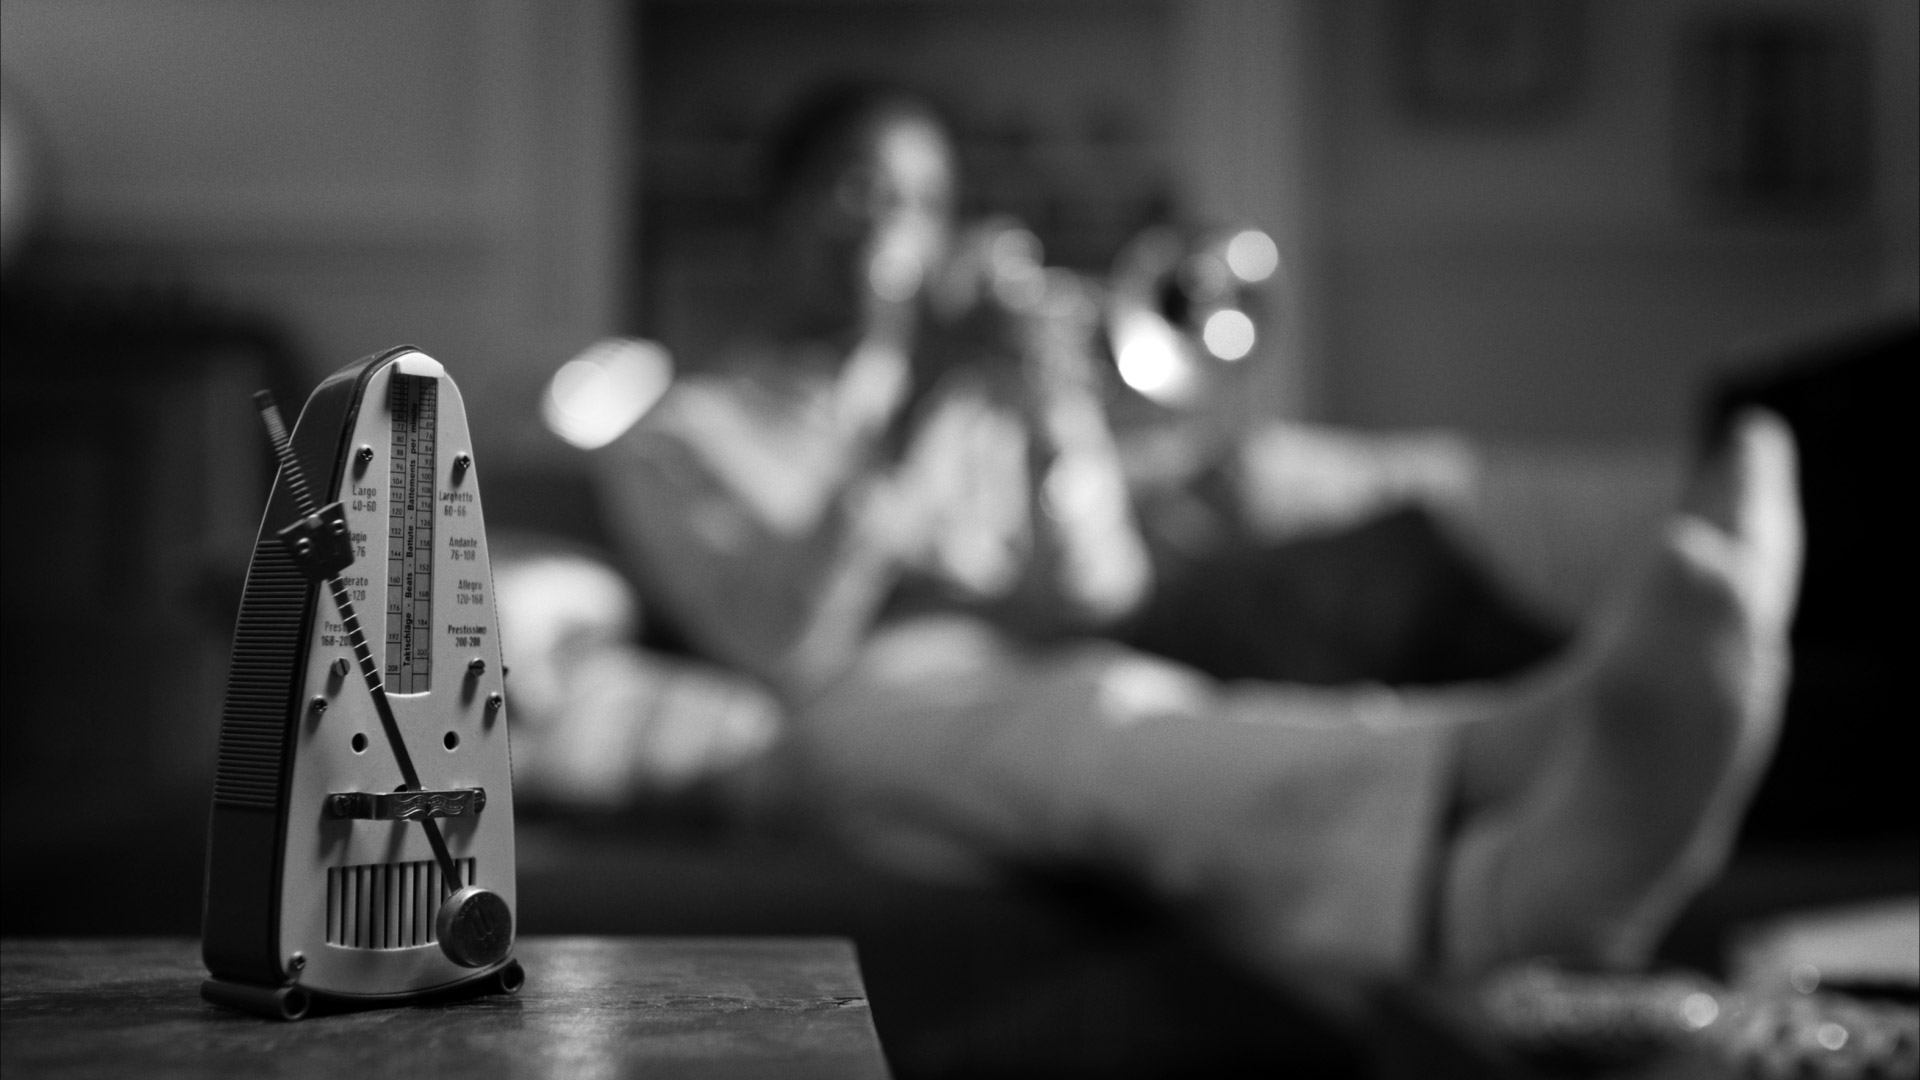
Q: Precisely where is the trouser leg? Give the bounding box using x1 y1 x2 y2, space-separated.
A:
796 615 1456 977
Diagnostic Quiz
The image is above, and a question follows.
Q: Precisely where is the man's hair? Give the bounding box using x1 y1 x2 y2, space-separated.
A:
759 80 950 212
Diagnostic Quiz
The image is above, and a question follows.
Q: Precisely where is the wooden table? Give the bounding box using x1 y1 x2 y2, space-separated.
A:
1 937 892 1079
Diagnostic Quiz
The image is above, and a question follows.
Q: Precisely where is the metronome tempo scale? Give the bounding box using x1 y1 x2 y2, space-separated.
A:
203 346 522 1019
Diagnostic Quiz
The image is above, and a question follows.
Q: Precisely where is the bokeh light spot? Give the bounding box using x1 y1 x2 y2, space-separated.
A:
1201 309 1256 361
542 338 674 450
1225 229 1280 283
1678 992 1719 1030
1113 312 1197 405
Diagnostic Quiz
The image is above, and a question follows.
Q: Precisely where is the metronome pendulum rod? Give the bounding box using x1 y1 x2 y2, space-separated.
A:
253 391 465 892
321 575 464 886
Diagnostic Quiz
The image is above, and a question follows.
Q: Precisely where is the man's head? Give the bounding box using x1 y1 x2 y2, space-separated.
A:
762 84 957 337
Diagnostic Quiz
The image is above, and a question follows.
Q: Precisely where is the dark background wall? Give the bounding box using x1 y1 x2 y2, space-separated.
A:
6 1 1912 449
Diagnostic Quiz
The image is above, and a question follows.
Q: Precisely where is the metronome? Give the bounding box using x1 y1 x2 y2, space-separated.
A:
202 346 522 1019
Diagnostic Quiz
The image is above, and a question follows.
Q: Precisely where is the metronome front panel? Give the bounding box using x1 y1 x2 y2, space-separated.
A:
274 351 516 996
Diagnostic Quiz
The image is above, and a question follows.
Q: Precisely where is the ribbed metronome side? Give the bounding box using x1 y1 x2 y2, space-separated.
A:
212 537 311 808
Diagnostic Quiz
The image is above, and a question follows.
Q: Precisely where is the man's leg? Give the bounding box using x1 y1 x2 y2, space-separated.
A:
794 412 1800 982
796 616 1453 980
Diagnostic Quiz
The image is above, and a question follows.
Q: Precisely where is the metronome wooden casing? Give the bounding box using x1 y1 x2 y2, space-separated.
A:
203 346 520 1018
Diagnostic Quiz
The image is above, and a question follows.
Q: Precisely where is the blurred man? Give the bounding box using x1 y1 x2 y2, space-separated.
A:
586 85 1804 984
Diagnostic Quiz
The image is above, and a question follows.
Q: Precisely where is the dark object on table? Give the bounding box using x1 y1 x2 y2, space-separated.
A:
1377 962 1920 1079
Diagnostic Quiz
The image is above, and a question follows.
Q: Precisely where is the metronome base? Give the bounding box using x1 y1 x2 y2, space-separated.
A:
200 958 524 1021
